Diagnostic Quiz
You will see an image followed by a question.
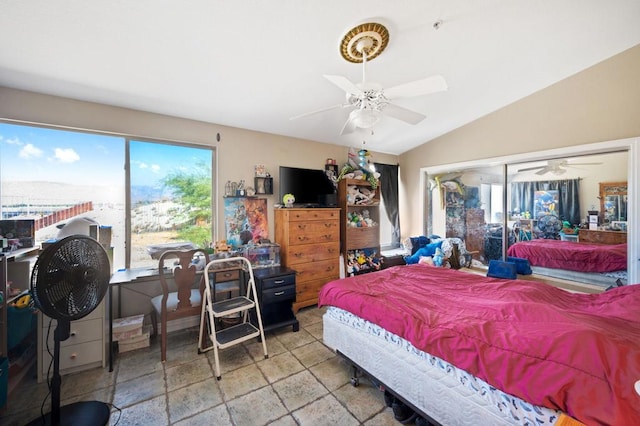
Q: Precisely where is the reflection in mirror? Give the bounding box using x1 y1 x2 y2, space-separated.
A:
507 151 628 288
426 150 628 290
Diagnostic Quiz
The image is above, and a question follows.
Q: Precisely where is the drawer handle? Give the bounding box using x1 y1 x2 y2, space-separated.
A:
297 224 307 230
273 279 284 284
294 252 303 257
274 291 285 296
222 272 232 277
297 236 309 242
70 353 77 360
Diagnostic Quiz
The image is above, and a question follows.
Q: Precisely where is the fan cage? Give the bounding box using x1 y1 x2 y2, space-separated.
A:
31 235 110 321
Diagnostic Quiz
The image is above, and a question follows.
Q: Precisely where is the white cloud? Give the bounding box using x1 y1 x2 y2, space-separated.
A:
138 162 149 169
151 164 161 173
6 137 22 145
19 143 43 159
54 147 80 163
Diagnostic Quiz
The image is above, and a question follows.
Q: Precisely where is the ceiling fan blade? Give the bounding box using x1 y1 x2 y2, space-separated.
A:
383 103 426 125
384 75 448 99
517 166 544 172
567 162 602 166
323 75 362 96
340 116 357 135
289 104 348 120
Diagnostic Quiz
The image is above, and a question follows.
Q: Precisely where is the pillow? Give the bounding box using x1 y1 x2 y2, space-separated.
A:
404 240 443 264
409 235 430 255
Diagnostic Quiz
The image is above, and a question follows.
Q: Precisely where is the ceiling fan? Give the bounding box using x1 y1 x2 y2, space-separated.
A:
517 159 602 175
290 22 448 135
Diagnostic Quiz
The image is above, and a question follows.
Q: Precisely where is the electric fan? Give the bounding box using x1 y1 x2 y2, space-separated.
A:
27 235 111 426
537 214 562 239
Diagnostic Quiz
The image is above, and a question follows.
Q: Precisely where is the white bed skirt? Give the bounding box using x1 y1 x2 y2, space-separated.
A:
323 307 563 426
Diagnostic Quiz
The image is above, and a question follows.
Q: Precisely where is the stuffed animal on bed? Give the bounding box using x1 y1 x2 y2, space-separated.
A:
404 240 444 264
432 248 444 267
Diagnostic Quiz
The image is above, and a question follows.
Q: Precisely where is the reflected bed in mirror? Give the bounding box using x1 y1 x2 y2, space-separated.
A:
426 150 629 290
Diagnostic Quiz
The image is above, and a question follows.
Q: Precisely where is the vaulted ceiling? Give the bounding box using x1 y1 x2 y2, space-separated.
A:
1 1 639 154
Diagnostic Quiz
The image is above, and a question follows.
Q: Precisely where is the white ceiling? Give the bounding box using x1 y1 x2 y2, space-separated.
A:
1 1 639 155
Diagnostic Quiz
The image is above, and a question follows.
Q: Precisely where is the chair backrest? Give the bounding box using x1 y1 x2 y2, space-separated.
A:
158 249 208 310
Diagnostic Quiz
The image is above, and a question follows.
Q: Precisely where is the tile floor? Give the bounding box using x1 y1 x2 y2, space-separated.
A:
1 306 400 425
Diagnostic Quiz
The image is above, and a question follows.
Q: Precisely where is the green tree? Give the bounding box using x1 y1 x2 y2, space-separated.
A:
162 161 212 246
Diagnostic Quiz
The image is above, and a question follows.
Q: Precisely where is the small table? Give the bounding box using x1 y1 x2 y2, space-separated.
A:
252 266 299 333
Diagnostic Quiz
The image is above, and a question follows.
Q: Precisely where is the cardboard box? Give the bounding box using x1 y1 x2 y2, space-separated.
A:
118 326 151 353
113 314 144 339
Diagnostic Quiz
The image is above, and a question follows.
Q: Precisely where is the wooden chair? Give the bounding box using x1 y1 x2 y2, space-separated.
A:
150 248 208 362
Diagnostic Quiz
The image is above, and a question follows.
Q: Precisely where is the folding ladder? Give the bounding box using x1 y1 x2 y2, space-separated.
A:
198 256 268 379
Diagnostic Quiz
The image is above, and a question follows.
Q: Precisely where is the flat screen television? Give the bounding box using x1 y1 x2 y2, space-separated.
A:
279 166 336 207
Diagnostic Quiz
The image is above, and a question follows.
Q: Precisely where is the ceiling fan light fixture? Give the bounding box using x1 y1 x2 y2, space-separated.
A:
349 108 381 128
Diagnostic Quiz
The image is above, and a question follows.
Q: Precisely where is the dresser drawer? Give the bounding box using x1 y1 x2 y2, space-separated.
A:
42 318 103 348
261 273 295 289
287 209 340 222
262 285 295 303
213 269 240 282
41 340 104 374
288 221 340 245
294 259 340 282
285 242 339 265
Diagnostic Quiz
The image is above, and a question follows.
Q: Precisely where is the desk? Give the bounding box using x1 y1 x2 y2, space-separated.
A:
108 267 161 371
108 264 243 371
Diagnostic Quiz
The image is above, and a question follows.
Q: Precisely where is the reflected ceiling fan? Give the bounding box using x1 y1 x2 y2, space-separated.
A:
517 159 602 175
290 22 448 135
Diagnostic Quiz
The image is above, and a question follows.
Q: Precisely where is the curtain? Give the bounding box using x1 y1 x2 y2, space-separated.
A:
374 163 400 246
510 179 581 225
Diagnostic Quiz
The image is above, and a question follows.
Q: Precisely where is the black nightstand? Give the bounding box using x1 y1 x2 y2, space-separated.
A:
252 266 299 333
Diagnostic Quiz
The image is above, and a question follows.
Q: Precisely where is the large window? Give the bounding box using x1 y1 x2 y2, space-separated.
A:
0 122 215 270
129 140 213 268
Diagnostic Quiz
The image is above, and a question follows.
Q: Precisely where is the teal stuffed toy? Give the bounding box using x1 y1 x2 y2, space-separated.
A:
433 248 444 267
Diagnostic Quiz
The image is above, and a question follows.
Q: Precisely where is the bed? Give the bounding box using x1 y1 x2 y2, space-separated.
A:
318 264 640 425
506 239 628 287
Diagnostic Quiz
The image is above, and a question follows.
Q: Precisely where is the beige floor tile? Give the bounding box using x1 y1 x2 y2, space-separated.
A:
257 351 305 383
1 308 389 426
291 340 336 368
332 381 386 423
113 370 165 408
309 356 351 391
363 407 400 426
275 328 316 350
217 363 268 400
167 377 224 423
116 346 164 383
227 385 288 426
292 393 360 426
110 394 168 426
272 370 329 412
165 357 213 392
60 365 116 398
172 403 232 425
206 343 253 376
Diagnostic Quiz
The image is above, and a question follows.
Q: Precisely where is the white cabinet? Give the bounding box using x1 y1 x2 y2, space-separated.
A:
37 300 106 383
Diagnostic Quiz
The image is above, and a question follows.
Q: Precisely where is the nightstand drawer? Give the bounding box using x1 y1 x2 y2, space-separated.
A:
263 285 295 303
262 274 295 289
213 269 240 282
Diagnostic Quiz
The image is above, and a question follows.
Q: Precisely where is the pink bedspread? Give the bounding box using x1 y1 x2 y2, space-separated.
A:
507 239 627 272
318 265 640 425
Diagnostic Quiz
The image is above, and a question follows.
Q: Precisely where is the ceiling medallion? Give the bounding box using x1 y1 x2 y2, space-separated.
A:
340 22 389 63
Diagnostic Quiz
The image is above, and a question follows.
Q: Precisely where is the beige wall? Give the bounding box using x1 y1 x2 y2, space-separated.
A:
399 44 640 237
0 86 397 241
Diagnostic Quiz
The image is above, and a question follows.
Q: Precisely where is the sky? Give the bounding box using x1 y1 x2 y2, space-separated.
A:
0 123 212 187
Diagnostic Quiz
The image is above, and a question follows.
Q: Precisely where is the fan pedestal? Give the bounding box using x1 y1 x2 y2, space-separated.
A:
27 401 110 426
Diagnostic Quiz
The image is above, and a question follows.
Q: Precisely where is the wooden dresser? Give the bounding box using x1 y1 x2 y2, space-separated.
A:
578 229 627 244
275 208 340 312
